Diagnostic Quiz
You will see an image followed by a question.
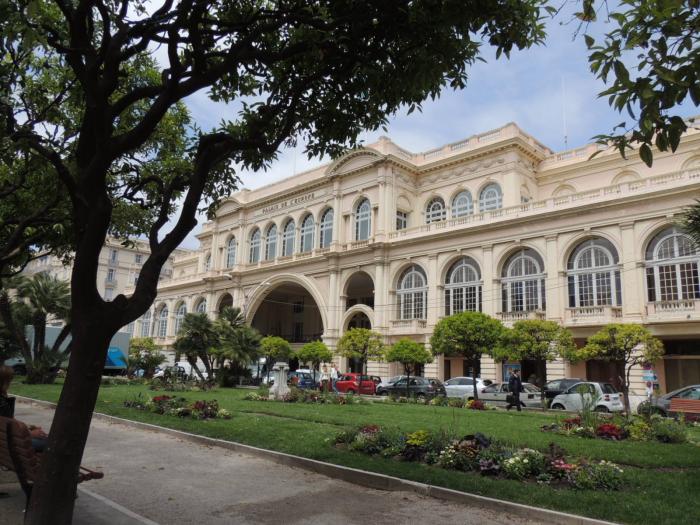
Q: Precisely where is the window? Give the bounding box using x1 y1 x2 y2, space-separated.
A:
645 226 700 302
204 254 211 272
157 307 168 338
397 265 428 320
445 257 482 315
282 219 295 256
300 214 314 253
319 209 333 248
135 254 143 264
355 199 371 240
425 197 446 224
195 299 207 314
174 303 187 334
107 268 115 282
133 272 139 285
109 249 118 263
452 191 473 218
104 288 113 301
265 225 277 260
396 211 408 230
125 321 135 336
226 237 237 268
140 310 151 337
479 183 502 212
249 229 261 263
567 238 622 307
501 249 546 312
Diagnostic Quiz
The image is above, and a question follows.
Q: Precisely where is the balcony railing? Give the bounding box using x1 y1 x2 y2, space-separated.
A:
390 319 428 333
496 310 545 326
646 299 700 320
565 305 623 325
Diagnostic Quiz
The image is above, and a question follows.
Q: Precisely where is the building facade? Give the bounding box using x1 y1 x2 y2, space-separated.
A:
143 122 700 396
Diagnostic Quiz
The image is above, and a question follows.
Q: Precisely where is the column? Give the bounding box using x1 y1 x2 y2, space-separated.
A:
620 222 643 320
502 171 521 207
545 235 562 322
331 185 341 248
327 267 339 340
427 254 438 327
481 245 496 315
375 170 387 241
374 261 386 330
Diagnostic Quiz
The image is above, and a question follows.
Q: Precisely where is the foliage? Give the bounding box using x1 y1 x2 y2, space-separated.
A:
651 416 688 444
564 324 664 414
173 313 219 380
127 337 166 379
211 308 261 376
123 394 231 420
595 423 626 441
296 341 333 381
260 336 293 363
384 338 433 397
336 328 384 375
543 413 687 444
430 312 505 399
583 0 700 167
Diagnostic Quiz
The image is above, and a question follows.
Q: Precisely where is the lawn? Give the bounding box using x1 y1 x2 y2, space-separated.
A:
11 381 700 525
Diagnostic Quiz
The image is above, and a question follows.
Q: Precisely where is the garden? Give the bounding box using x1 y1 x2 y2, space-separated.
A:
9 380 700 525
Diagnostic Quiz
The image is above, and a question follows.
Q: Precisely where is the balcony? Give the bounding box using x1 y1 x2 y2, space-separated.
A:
646 300 700 322
564 305 623 326
496 310 545 327
390 319 428 334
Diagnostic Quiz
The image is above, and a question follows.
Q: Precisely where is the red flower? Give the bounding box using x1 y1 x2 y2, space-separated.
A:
596 423 624 440
562 417 581 429
152 395 172 403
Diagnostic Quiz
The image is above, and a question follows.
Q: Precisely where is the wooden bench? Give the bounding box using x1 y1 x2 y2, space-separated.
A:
669 398 700 416
0 416 104 509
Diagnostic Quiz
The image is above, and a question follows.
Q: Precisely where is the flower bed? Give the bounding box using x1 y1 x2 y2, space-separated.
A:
123 394 231 420
243 387 369 405
541 414 688 444
336 426 625 491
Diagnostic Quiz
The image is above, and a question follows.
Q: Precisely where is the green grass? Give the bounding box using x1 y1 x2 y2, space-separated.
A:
11 382 700 525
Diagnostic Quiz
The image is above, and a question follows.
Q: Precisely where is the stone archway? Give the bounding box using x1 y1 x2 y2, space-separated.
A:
217 293 233 313
343 271 374 310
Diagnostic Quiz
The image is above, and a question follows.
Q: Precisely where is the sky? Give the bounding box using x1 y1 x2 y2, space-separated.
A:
174 10 698 249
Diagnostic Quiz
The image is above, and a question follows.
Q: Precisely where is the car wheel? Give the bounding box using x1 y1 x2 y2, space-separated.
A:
378 390 388 396
551 403 565 410
416 393 426 399
595 406 609 413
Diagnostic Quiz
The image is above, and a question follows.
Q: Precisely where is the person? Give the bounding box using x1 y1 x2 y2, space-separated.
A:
320 364 330 393
506 369 523 412
330 364 339 392
0 365 49 451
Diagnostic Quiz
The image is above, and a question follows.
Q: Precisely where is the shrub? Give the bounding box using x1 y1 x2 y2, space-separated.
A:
430 396 448 407
651 417 687 444
595 423 625 440
447 398 465 408
466 399 486 410
568 460 624 491
625 419 653 441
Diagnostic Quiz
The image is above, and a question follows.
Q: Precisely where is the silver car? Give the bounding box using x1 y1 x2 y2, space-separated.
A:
444 377 486 398
480 382 542 408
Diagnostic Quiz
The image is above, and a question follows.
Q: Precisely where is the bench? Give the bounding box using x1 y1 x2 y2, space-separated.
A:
669 398 700 416
0 416 104 509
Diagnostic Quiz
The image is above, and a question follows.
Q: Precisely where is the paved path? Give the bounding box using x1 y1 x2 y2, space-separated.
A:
2 404 540 525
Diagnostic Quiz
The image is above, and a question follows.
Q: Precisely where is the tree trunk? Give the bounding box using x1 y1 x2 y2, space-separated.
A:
26 318 113 525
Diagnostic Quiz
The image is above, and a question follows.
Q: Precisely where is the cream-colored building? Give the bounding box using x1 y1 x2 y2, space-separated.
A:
142 121 700 396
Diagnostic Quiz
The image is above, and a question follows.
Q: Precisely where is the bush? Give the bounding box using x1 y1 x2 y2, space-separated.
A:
595 423 626 440
447 398 465 408
651 416 687 443
568 461 624 491
466 399 486 410
625 419 653 441
429 396 448 406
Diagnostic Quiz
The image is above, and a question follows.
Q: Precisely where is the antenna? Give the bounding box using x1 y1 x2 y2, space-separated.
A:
561 76 569 149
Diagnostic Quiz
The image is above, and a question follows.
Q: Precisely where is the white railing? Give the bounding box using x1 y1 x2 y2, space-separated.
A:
646 300 700 317
565 306 623 325
390 319 428 332
497 311 546 323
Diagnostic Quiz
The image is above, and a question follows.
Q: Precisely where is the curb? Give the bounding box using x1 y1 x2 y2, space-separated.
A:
16 396 618 525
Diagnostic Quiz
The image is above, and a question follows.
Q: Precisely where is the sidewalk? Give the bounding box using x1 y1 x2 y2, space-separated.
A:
1 403 539 525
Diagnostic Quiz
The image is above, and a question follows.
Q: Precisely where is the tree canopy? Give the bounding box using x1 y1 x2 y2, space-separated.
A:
385 338 433 397
296 340 333 381
336 328 384 375
127 337 165 379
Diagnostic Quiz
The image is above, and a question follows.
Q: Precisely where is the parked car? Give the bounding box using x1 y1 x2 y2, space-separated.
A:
637 384 700 416
444 377 485 398
550 382 623 412
381 377 446 399
479 382 542 408
376 375 405 395
542 378 585 406
288 371 318 389
335 373 376 395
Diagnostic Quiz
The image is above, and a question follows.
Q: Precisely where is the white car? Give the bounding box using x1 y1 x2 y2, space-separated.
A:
480 382 542 408
444 377 487 399
550 382 623 413
153 361 209 380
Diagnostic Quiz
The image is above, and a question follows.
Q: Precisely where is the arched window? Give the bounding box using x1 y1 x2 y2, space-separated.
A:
479 183 503 212
425 197 446 224
397 265 428 320
645 227 700 301
265 224 277 260
174 303 187 334
445 257 482 315
140 310 152 337
195 299 207 314
249 229 261 263
501 249 546 312
204 253 211 272
452 191 473 218
567 238 622 307
319 209 333 248
355 199 371 241
282 219 295 256
157 307 168 338
225 237 237 268
300 214 315 252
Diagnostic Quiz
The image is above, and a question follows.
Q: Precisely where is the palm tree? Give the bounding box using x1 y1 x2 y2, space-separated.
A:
173 313 218 380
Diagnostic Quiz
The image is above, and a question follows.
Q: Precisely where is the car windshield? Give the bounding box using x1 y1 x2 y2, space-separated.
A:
601 383 617 393
523 384 540 393
387 376 403 383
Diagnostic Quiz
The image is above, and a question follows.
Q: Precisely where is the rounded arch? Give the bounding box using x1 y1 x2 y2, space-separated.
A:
341 304 374 333
244 273 329 331
638 219 681 261
439 252 483 284
319 207 334 248
299 212 315 252
552 184 577 197
396 194 412 212
391 260 427 290
559 231 622 272
496 243 545 278
612 170 641 185
477 181 503 211
325 147 384 178
450 188 474 218
681 153 700 171
217 292 234 313
423 194 447 224
342 269 375 296
193 297 208 314
354 197 372 241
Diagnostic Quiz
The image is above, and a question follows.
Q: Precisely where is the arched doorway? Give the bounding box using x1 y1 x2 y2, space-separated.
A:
347 311 371 330
343 309 372 373
345 271 374 310
218 293 233 313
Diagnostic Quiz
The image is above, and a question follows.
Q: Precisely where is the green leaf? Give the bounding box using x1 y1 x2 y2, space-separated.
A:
639 144 653 167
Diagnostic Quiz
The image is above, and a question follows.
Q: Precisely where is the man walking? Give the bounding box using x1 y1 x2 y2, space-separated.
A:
506 369 523 412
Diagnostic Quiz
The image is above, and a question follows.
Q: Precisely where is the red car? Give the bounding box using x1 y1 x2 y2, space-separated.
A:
335 373 377 395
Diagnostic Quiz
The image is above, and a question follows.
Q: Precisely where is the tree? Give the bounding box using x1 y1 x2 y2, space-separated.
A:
296 341 333 383
562 323 664 414
493 320 575 408
384 338 433 398
127 337 165 379
260 336 292 383
211 308 261 378
337 328 384 380
582 0 700 167
430 312 505 400
173 313 218 381
0 2 550 521
0 274 72 383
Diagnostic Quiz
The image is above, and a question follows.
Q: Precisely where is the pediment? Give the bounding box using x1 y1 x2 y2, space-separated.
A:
326 148 384 178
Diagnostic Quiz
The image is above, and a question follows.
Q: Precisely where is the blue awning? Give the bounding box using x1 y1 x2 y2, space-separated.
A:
106 347 127 368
